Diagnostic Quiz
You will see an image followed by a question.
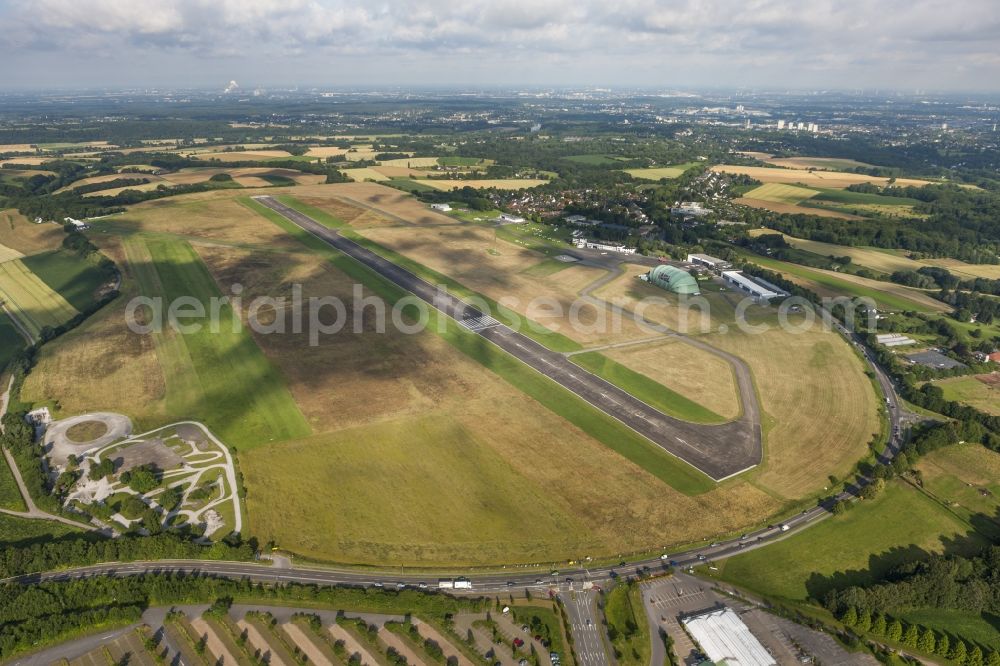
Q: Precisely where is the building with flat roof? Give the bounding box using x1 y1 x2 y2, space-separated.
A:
644 265 700 296
687 253 731 271
430 203 452 212
573 238 636 255
682 608 776 666
721 271 788 303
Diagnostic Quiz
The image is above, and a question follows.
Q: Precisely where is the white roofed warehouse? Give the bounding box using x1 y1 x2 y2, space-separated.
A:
681 608 777 666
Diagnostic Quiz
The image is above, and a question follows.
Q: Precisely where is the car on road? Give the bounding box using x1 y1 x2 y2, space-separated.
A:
697 554 707 561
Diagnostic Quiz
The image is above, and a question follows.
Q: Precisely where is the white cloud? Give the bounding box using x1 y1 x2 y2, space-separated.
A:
0 0 997 89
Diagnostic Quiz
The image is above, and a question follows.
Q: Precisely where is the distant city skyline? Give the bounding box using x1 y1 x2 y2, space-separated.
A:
0 0 997 93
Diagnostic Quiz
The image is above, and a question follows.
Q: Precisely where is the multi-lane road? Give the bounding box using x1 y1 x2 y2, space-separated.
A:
252 195 760 481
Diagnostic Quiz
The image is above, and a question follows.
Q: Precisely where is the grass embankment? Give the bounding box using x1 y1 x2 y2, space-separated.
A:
570 352 726 424
710 480 989 602
603 582 649 666
0 512 84 544
0 456 28 513
243 196 714 495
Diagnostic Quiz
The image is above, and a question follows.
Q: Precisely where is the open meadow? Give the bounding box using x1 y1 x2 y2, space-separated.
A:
935 375 1000 416
0 209 64 255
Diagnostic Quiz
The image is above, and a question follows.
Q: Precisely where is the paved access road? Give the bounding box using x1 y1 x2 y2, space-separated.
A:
253 195 760 481
558 589 610 666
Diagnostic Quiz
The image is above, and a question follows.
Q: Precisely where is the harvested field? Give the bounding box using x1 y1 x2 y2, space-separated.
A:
713 164 933 189
54 172 162 193
374 165 441 178
0 143 36 152
82 181 164 197
0 157 51 166
734 197 863 219
194 149 294 161
345 167 390 182
923 258 1000 280
417 178 547 190
0 242 23 263
742 183 818 205
765 156 873 170
379 156 437 167
624 163 700 180
601 338 742 421
305 146 349 158
704 323 880 499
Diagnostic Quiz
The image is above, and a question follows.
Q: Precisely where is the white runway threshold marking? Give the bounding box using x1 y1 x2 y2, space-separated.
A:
460 314 501 331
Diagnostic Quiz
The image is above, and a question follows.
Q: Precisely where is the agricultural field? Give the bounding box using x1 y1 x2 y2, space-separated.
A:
742 182 819 205
735 196 863 219
709 479 988 602
624 163 700 180
416 178 547 190
0 241 23 263
0 258 78 338
765 156 873 170
712 164 933 189
345 166 390 182
934 375 1000 416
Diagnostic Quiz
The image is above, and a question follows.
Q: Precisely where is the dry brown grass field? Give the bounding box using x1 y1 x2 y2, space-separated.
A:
192 149 294 161
713 165 933 189
345 167 390 182
0 209 64 255
601 339 742 421
0 143 36 152
378 157 436 167
765 156 873 170
113 190 305 249
296 182 459 226
20 237 168 426
923 258 1000 280
358 222 651 346
0 157 52 166
705 323 880 499
82 182 165 197
304 146 349 158
54 172 168 193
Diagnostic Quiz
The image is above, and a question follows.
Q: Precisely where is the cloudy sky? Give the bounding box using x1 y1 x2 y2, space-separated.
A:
0 0 997 92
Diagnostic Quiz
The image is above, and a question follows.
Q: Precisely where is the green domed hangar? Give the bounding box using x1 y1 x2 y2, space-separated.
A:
645 264 700 295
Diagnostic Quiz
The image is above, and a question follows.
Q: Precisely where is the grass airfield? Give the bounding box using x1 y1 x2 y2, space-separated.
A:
15 182 884 565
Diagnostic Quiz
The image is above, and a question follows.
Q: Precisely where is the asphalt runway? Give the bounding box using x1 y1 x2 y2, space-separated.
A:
254 196 761 481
